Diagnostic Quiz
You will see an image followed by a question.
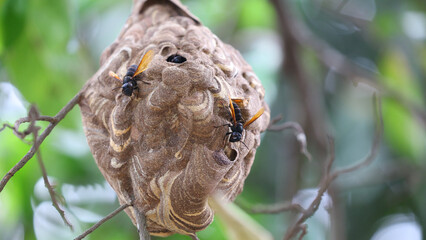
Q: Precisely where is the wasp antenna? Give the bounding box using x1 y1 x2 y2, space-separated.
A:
109 71 122 81
112 86 122 91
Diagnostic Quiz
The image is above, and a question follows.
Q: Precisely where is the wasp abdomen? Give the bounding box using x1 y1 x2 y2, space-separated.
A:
126 64 138 77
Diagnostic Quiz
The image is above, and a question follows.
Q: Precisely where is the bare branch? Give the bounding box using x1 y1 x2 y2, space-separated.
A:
0 90 83 193
331 95 383 179
268 114 283 127
281 0 426 125
1 115 56 139
36 144 73 229
74 202 132 240
269 0 329 156
239 200 306 215
14 115 57 136
297 224 307 240
283 95 382 239
268 121 312 161
283 137 336 240
135 207 151 240
0 123 14 133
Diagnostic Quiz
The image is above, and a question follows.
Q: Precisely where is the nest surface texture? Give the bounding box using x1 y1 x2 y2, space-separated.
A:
79 0 270 236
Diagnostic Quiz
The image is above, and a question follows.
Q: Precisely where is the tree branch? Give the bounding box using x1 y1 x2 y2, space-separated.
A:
237 198 306 215
0 90 83 193
36 141 73 229
283 95 383 239
331 95 383 178
74 203 132 240
135 207 151 240
284 137 336 240
0 123 14 133
269 0 329 156
277 0 426 125
268 121 312 161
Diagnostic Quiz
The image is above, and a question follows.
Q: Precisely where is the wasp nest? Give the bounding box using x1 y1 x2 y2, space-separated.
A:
79 0 270 237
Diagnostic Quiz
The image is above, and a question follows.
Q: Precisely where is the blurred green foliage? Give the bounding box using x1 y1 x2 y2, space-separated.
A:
0 0 425 239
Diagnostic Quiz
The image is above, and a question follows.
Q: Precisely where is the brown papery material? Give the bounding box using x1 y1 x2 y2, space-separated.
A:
79 0 270 237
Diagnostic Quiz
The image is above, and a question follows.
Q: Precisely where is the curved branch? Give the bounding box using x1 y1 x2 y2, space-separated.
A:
0 90 83 192
276 0 426 125
268 121 312 161
35 131 73 229
283 95 383 240
331 95 383 178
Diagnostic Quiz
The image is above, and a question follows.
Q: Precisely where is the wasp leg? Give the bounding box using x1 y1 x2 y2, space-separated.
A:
241 141 249 149
134 86 140 98
214 123 231 128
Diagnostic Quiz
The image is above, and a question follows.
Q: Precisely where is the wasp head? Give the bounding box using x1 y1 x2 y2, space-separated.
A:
122 82 134 96
229 131 242 142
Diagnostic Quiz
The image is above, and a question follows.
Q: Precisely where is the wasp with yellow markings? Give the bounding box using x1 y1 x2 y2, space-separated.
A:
109 50 154 96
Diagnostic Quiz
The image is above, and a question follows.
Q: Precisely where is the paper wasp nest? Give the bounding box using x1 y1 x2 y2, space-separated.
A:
79 0 270 237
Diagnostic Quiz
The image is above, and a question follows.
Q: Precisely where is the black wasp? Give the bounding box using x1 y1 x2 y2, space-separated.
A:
109 50 154 96
224 97 264 146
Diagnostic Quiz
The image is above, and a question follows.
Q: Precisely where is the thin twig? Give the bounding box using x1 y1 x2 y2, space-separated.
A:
36 142 73 229
268 121 303 132
135 207 151 240
14 115 57 134
268 121 312 161
74 202 132 240
238 199 306 214
283 95 383 240
1 116 56 139
331 95 383 179
268 114 283 128
283 137 336 240
0 123 14 132
269 0 329 156
297 224 307 240
285 2 426 125
2 105 73 228
0 90 83 193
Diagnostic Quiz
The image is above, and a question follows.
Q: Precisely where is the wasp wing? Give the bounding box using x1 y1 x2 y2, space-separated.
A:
243 107 264 128
229 97 237 125
133 50 154 77
231 98 249 107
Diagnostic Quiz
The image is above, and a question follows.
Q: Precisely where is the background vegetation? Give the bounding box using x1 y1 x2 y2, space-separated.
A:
0 0 425 239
